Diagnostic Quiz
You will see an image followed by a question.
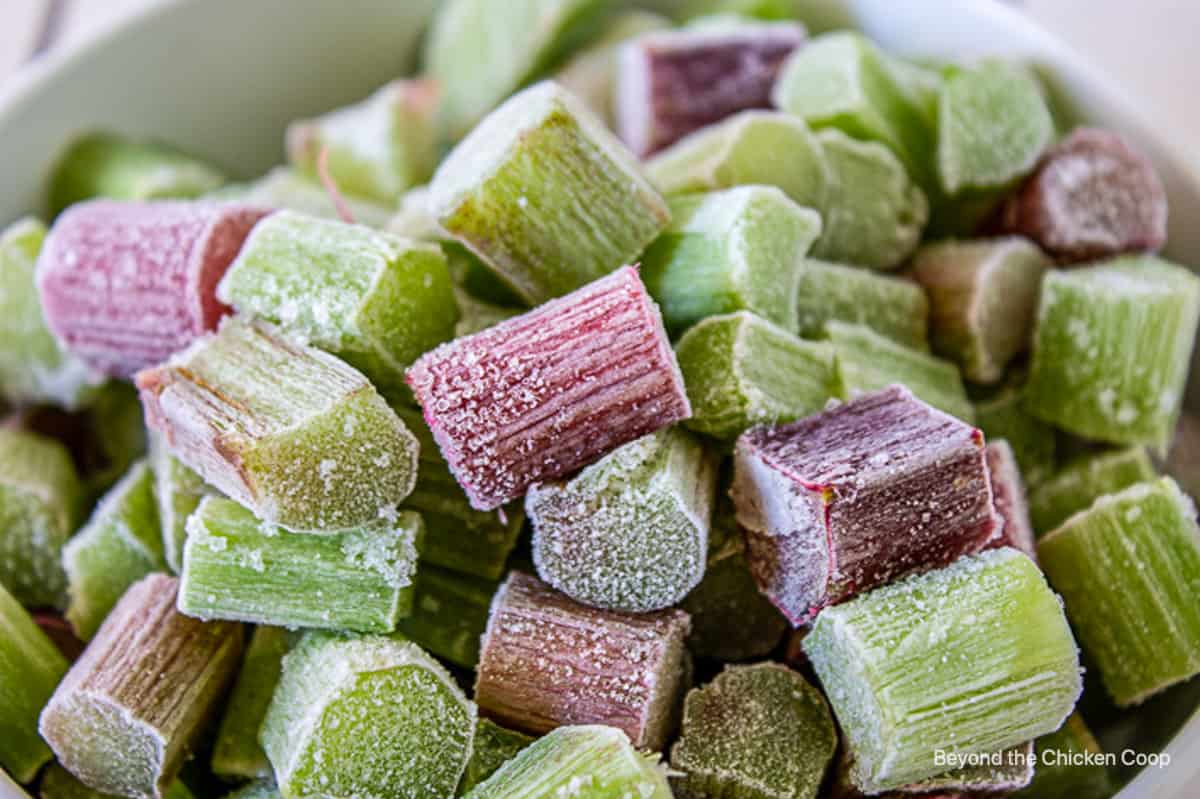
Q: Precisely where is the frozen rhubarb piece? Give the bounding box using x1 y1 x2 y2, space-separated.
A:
474 572 691 749
40 763 195 799
1014 714 1114 799
137 317 419 531
731 385 998 625
1024 256 1200 452
825 321 975 423
674 311 837 442
219 783 278 799
0 582 68 783
287 79 439 204
528 427 717 612
805 547 1082 793
912 237 1050 384
457 719 534 795
210 626 289 780
62 460 164 641
615 20 805 157
640 185 822 335
1029 447 1155 534
670 663 836 799
40 574 242 799
0 428 82 608
217 210 458 398
463 725 672 799
812 128 928 270
150 436 209 575
217 167 394 228
48 132 226 216
995 127 1167 264
985 440 1036 559
178 497 421 632
0 218 100 408
429 80 670 305
406 266 690 511
974 383 1057 485
82 382 150 500
453 291 523 338
795 258 929 350
1038 477 1200 706
830 743 1034 799
261 630 476 799
393 565 496 668
646 111 829 211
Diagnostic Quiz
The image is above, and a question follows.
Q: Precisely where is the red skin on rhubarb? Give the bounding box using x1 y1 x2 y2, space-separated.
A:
474 571 691 751
731 385 1000 626
406 266 691 511
984 440 1037 560
36 200 269 377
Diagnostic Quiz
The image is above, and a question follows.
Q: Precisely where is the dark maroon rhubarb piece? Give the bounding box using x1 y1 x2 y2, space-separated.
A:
984 439 1037 559
405 265 691 511
36 200 269 377
615 21 806 157
473 571 690 750
730 385 1000 626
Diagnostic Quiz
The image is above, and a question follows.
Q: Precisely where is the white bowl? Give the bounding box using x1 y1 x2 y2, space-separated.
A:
0 1 1196 796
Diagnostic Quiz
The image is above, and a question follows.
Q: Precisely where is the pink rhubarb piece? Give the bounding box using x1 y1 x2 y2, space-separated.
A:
984 439 1037 560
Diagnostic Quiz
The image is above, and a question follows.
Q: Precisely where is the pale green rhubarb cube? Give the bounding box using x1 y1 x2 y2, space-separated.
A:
39 763 195 799
215 168 394 228
463 726 672 799
795 258 929 350
217 210 457 400
393 565 497 668
178 497 421 633
136 318 419 532
912 237 1051 384
1013 713 1114 799
428 80 670 305
1038 477 1200 707
457 719 534 796
212 625 290 780
640 185 822 335
150 435 210 575
1024 256 1200 452
261 631 476 799
674 311 837 442
974 382 1057 485
804 547 1082 793
1030 447 1155 535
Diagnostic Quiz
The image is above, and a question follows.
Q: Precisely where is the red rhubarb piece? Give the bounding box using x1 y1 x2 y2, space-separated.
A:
984 439 1037 559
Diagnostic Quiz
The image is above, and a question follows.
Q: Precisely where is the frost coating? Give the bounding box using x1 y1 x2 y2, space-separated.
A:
984 440 1036 559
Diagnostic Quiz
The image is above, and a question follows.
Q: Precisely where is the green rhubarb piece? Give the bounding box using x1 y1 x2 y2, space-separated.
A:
79 381 148 500
1024 256 1200 452
674 311 837 442
825 320 975 423
0 428 82 608
646 111 828 211
62 460 164 641
178 497 421 632
804 547 1082 793
1013 714 1114 799
458 719 534 796
287 79 439 204
211 626 290 780
912 237 1051 384
150 436 209 575
811 128 928 270
463 725 672 799
429 80 670 305
527 427 717 612
39 764 195 799
0 582 68 783
216 167 394 228
974 383 1057 484
261 630 476 799
48 132 225 216
640 185 822 335
453 291 523 337
679 0 798 20
1038 477 1200 706
218 210 457 399
670 663 836 799
393 565 496 668
1029 447 1156 535
794 258 929 350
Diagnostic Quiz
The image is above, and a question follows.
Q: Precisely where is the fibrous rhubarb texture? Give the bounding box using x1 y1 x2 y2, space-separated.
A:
0 428 82 608
474 572 690 750
137 318 419 531
985 440 1036 559
179 497 421 633
795 259 929 350
674 311 836 442
528 427 717 612
640 185 822 336
731 385 998 625
1038 477 1200 707
1029 447 1155 534
406 266 691 511
457 719 534 796
912 237 1050 383
261 631 476 799
62 460 164 641
615 19 805 157
804 547 1082 793
39 574 242 799
463 725 672 799
974 383 1057 485
150 435 209 575
1024 256 1200 452
36 200 269 378
1014 714 1114 799
216 168 393 229
0 582 68 783
211 625 289 781
393 565 497 668
829 743 1035 799
994 127 1168 264
40 763 196 799
428 80 669 305
217 210 457 398
670 663 836 799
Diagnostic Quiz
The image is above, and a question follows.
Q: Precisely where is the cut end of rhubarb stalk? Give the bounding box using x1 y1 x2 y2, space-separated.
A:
984 440 1036 559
